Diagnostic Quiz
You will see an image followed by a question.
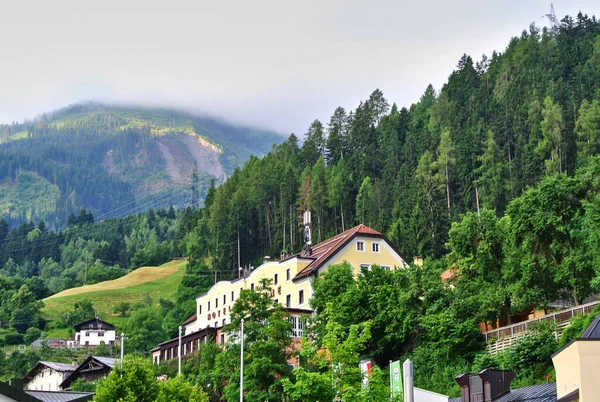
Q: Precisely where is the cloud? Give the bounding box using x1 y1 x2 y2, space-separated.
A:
0 0 598 133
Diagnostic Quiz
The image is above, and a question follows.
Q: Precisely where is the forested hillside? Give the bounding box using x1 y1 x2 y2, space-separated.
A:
0 103 282 228
186 14 600 274
3 12 600 397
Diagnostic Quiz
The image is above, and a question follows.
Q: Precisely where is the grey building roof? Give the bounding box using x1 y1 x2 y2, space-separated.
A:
449 382 556 402
30 339 68 348
91 356 115 368
580 312 600 338
38 362 75 372
24 391 94 402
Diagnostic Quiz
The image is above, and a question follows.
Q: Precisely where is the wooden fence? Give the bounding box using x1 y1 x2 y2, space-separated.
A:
484 300 600 354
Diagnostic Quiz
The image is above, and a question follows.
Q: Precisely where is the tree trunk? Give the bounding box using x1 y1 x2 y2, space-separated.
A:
445 162 451 214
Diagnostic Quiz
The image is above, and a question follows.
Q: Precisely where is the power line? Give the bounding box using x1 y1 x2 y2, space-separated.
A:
0 188 190 255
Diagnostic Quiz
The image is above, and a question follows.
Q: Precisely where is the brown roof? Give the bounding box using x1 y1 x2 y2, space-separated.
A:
182 313 197 326
293 224 385 281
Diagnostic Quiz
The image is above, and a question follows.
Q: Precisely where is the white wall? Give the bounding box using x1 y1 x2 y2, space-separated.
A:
77 329 116 346
26 368 69 391
415 387 449 402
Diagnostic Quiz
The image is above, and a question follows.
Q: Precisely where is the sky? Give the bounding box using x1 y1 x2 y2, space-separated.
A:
1 0 600 135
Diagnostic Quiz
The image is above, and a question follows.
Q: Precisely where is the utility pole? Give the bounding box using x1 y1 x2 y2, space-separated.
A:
403 359 414 402
191 162 199 208
240 318 245 402
178 325 182 376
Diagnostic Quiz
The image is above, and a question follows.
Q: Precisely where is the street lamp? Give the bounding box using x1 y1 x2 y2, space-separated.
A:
240 318 245 402
120 333 124 369
178 325 182 376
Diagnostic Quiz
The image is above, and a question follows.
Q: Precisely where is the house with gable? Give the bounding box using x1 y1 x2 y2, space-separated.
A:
68 318 116 347
152 223 409 364
22 361 75 391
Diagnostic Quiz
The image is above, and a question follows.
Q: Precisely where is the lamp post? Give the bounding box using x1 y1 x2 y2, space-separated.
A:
240 318 245 402
120 333 124 369
178 325 182 377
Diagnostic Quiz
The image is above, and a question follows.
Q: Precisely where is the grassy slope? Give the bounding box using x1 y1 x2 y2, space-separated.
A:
42 260 186 334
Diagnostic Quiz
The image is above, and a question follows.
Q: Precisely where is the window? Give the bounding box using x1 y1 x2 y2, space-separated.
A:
381 265 391 271
220 334 225 344
215 297 219 308
199 305 202 314
360 263 371 272
85 331 90 336
251 283 255 291
298 290 305 305
286 294 291 308
231 291 234 302
215 321 218 328
98 331 105 337
208 301 211 311
356 241 365 251
372 242 380 253
222 319 226 326
274 273 278 285
223 295 226 304
289 316 305 337
286 269 291 281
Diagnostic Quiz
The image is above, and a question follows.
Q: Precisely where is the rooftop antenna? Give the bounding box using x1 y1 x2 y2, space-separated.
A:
542 3 559 29
303 210 312 256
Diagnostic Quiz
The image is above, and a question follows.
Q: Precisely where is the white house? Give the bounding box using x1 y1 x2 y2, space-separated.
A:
69 318 116 347
22 361 75 391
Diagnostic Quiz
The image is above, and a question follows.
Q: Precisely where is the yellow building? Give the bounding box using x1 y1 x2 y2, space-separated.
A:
152 224 408 363
552 313 600 401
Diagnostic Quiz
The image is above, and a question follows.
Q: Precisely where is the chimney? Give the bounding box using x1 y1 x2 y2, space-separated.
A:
413 256 423 267
479 369 514 401
455 369 515 402
264 256 271 263
72 360 77 368
8 379 23 391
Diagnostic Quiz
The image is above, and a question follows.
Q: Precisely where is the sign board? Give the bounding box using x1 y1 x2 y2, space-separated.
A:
360 360 373 388
390 360 403 397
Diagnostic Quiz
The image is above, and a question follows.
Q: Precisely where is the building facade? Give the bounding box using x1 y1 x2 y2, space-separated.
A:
22 362 74 391
153 224 409 364
69 319 116 347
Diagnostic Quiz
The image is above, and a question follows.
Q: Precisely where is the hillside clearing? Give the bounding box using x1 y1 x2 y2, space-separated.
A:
43 260 187 331
47 260 184 298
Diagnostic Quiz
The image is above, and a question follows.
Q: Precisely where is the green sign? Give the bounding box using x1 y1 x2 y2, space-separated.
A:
390 360 403 397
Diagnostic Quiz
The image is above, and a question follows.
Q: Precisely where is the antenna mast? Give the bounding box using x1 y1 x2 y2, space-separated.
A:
542 3 559 29
303 211 312 256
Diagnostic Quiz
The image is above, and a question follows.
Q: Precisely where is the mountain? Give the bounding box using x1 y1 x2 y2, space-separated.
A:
0 103 284 228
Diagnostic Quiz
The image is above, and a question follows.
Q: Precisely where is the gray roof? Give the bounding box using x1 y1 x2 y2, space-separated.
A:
91 356 115 368
24 391 94 402
449 383 556 402
580 313 600 338
30 339 68 348
38 362 75 373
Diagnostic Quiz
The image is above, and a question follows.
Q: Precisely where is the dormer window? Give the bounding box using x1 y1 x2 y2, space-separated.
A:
356 241 365 252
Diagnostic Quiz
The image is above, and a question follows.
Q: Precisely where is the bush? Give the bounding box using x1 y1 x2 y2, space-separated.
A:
24 327 42 344
4 333 24 345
